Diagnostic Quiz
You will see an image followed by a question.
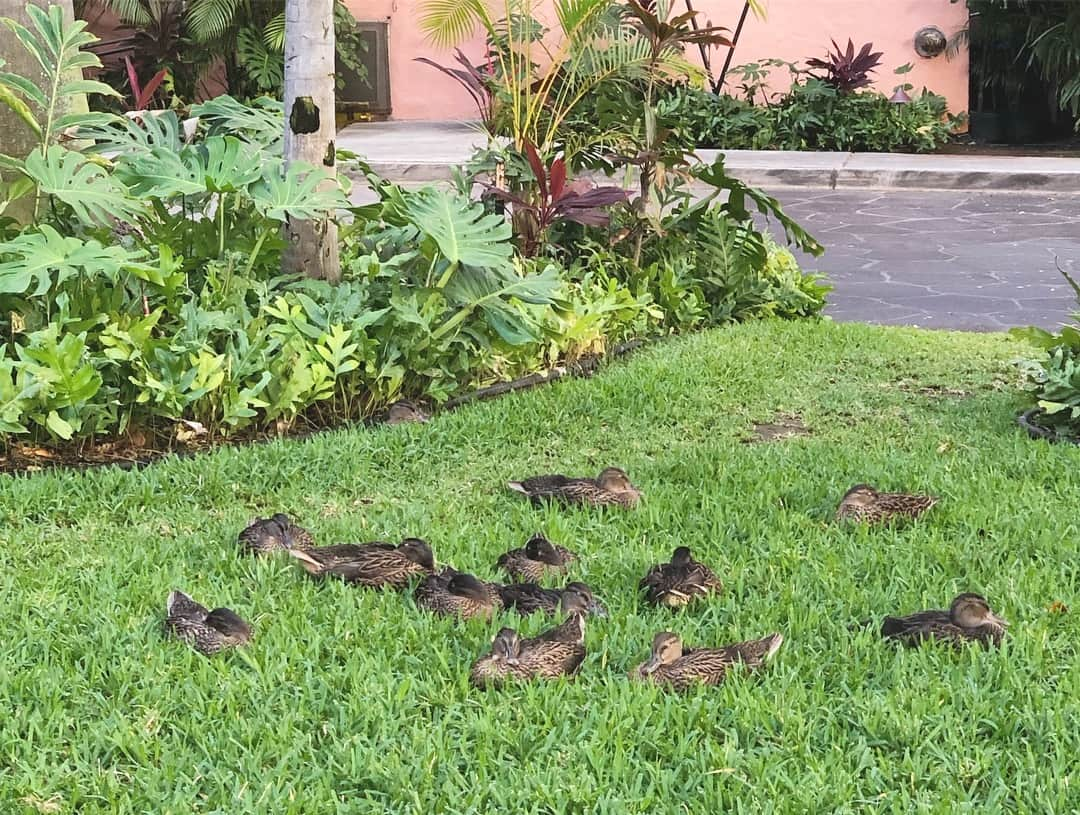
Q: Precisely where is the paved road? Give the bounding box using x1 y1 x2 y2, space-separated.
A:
772 188 1080 331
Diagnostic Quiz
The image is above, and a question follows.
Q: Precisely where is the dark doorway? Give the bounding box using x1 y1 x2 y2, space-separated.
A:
960 0 1079 146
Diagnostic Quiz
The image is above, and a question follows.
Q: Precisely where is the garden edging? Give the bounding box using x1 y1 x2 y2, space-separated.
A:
337 123 1080 192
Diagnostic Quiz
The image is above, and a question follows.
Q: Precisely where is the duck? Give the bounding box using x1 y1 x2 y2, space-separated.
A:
879 593 1008 647
386 400 429 425
507 467 642 508
496 534 579 583
163 590 252 656
639 546 722 608
469 590 589 686
835 484 937 523
287 537 435 589
414 567 503 619
631 630 783 691
237 513 315 554
498 580 607 618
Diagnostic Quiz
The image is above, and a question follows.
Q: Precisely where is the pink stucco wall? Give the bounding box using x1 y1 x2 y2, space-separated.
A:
347 0 969 120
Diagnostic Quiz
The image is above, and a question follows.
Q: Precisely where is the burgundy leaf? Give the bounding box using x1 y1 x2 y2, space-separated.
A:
560 187 629 208
124 55 142 102
522 140 549 202
549 157 567 202
135 69 168 110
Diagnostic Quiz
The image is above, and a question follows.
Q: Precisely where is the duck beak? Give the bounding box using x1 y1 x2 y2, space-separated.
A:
990 612 1010 629
589 599 608 618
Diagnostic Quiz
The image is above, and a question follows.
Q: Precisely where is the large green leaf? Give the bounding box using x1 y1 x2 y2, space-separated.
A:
251 161 350 222
0 57 42 139
79 111 185 157
189 95 284 151
0 224 147 296
0 5 117 146
21 146 143 227
403 189 513 269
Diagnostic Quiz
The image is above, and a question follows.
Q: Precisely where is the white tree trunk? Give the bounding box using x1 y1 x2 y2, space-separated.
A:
282 0 340 281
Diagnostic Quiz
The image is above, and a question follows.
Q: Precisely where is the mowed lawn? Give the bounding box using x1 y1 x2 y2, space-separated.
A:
2 320 1078 814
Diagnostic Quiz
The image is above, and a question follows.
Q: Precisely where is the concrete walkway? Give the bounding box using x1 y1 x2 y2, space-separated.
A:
338 121 1080 192
339 121 1080 331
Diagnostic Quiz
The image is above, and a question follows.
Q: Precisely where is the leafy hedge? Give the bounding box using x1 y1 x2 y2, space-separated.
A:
656 82 959 153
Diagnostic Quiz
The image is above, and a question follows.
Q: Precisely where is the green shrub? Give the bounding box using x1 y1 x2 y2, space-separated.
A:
1012 266 1080 439
656 81 960 153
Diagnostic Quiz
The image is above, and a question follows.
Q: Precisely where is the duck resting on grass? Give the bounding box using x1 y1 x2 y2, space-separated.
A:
835 484 937 524
163 590 252 656
287 538 435 589
879 593 1008 648
498 580 607 618
631 631 783 691
237 513 315 555
469 590 590 687
414 567 503 620
639 546 722 608
385 400 429 425
496 534 579 583
507 467 642 508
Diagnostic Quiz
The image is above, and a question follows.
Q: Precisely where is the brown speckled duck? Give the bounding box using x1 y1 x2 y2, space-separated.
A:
237 513 315 554
414 568 503 619
469 591 589 687
836 484 937 524
498 581 607 618
163 590 252 656
507 467 641 508
496 534 579 583
880 593 1008 648
287 537 435 589
386 400 429 425
639 546 722 608
631 631 783 691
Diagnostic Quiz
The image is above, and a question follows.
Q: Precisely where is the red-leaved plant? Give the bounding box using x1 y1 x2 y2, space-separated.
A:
484 141 628 257
806 39 883 94
124 55 168 111
414 49 498 135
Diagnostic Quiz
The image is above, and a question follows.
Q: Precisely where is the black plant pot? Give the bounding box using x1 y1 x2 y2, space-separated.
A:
1017 407 1079 444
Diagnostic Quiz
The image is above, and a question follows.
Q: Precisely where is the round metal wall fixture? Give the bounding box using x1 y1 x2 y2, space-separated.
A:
914 26 947 58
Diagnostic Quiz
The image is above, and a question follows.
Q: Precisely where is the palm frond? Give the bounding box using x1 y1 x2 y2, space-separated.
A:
263 12 286 52
95 0 153 26
417 0 493 48
186 0 244 42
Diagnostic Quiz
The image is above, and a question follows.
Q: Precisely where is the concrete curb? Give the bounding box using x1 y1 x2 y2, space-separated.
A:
337 122 1080 192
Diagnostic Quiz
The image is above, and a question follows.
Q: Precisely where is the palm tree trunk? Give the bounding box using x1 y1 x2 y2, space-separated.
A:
282 0 340 281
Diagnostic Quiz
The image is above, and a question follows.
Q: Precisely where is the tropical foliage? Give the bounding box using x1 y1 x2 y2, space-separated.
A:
652 59 960 153
75 0 368 102
0 3 828 452
1012 264 1080 440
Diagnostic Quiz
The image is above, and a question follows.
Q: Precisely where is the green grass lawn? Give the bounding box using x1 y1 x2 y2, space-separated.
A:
3 320 1078 814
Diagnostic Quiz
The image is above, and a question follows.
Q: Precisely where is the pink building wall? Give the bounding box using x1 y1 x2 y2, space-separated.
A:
347 0 969 120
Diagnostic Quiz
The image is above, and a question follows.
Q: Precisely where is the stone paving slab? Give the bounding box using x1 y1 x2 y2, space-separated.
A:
338 121 1080 191
775 189 1080 331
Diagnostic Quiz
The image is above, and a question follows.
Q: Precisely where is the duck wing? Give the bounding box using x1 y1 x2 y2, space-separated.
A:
498 582 561 616
166 590 208 620
516 639 586 678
